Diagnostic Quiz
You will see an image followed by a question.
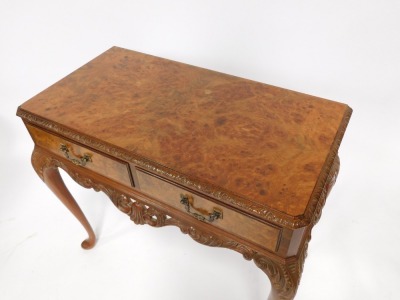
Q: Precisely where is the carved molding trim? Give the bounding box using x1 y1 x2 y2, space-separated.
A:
255 154 340 300
312 155 340 227
289 154 341 293
303 109 350 223
20 107 351 229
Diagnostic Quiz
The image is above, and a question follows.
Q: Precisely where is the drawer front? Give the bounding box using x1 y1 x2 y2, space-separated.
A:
27 124 133 187
136 169 281 252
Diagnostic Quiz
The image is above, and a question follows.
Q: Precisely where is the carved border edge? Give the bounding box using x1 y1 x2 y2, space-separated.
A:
19 107 351 229
303 107 351 223
252 155 341 300
285 154 341 298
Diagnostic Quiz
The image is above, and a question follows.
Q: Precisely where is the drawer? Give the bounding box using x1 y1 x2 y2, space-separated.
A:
26 124 134 187
136 169 281 252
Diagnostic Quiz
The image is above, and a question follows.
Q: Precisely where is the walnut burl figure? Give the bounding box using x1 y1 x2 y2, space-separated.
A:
17 47 352 300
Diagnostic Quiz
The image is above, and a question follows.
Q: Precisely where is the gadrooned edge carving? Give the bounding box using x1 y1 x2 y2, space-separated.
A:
286 154 341 297
303 110 350 223
20 107 351 229
257 154 339 300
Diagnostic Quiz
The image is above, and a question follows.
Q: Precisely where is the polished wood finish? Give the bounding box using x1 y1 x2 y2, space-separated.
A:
136 168 281 252
19 46 351 222
17 47 351 299
27 124 134 187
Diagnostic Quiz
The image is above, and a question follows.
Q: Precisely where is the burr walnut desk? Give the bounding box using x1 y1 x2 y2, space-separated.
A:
17 47 352 300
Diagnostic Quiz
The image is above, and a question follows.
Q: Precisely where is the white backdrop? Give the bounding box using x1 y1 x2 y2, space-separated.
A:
1 1 399 299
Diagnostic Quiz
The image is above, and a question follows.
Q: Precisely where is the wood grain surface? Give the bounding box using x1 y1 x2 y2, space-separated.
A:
27 124 134 187
19 46 352 217
136 168 281 252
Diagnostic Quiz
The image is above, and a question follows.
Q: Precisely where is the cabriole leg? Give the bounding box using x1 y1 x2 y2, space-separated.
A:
31 146 96 249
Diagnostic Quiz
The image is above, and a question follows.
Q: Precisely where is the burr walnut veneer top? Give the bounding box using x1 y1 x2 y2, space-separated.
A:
19 47 351 219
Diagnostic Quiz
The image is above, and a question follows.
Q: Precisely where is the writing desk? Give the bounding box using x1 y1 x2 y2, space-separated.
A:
17 47 352 299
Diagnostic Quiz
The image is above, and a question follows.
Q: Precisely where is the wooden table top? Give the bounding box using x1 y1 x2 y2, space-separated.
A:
18 46 351 225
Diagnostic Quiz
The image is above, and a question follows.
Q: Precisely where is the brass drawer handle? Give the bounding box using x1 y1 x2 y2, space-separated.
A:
60 144 92 166
180 194 222 223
